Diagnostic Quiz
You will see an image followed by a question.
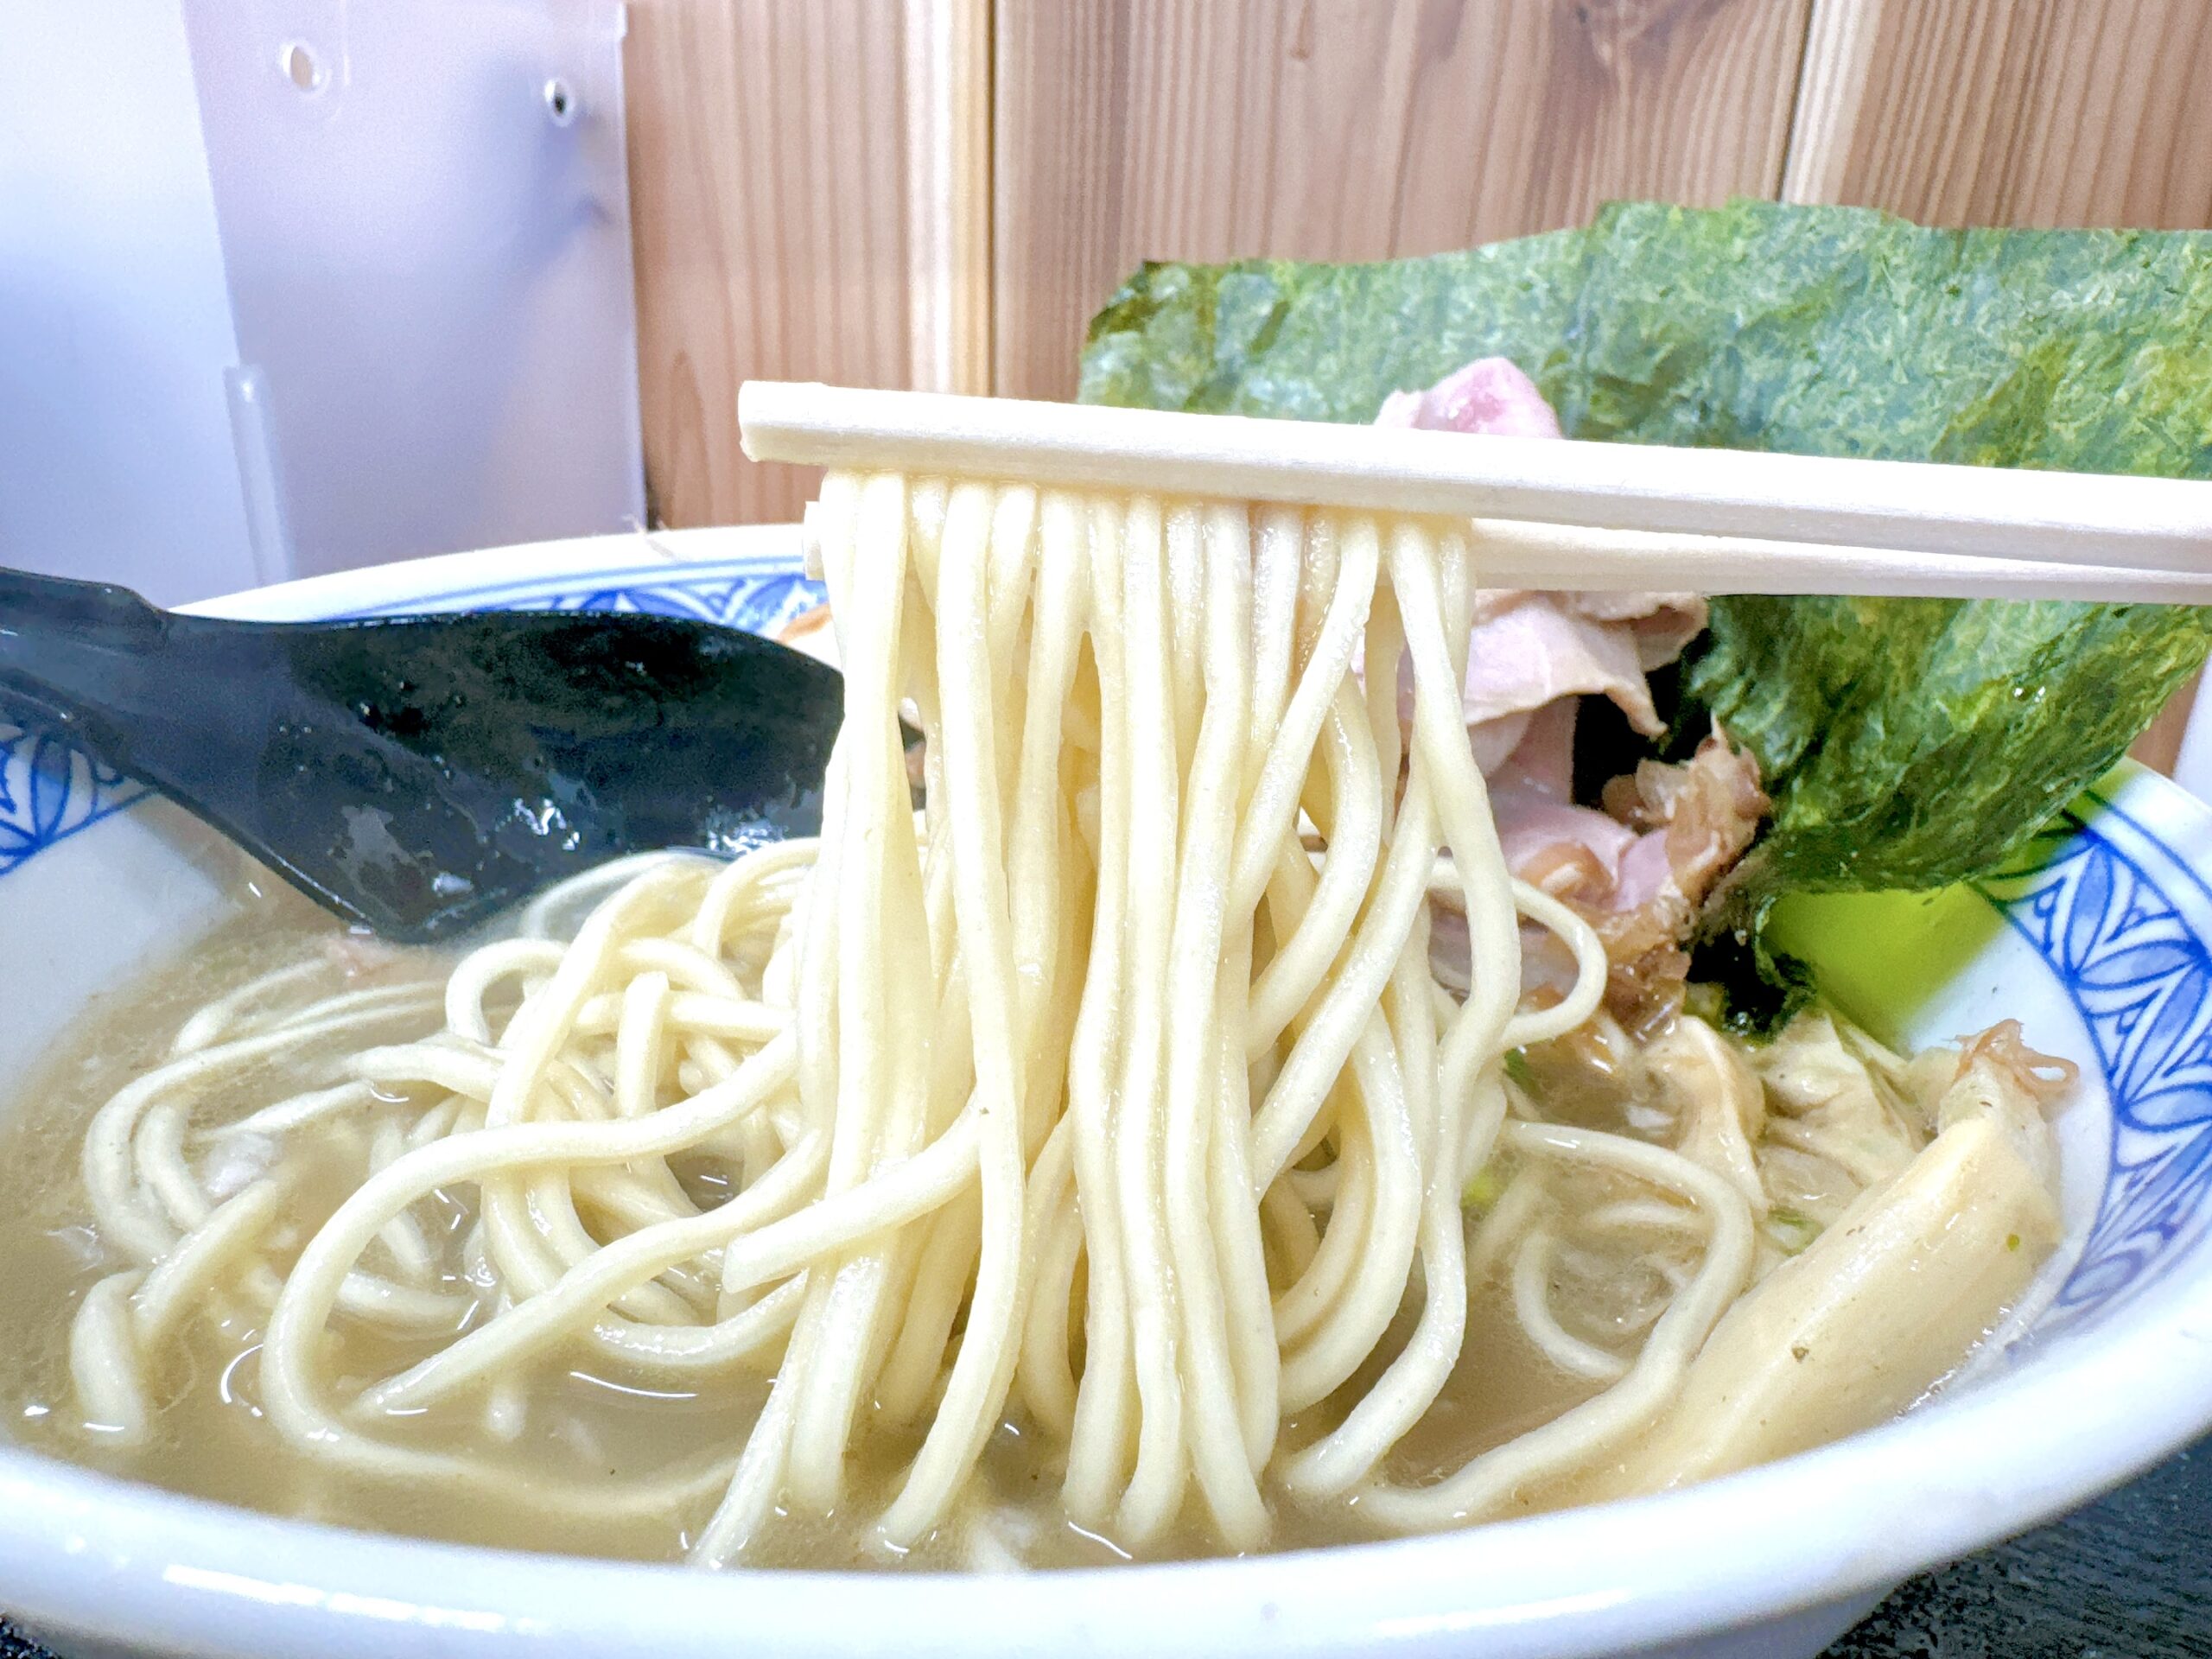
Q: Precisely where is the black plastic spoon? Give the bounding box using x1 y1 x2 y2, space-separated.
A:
0 568 844 943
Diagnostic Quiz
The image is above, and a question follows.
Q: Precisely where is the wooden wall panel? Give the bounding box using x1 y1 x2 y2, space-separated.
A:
906 0 995 402
1784 0 2212 227
624 0 2212 524
992 0 1815 400
626 1 988 528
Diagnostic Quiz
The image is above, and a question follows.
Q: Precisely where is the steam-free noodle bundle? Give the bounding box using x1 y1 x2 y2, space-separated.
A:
41 471 2067 1568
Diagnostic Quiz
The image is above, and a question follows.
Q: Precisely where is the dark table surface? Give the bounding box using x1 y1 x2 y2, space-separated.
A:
5 1438 2208 1657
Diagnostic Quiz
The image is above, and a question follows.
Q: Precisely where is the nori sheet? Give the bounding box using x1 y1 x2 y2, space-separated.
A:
1078 201 2212 1004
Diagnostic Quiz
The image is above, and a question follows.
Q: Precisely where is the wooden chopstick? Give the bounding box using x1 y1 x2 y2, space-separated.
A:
741 381 2212 602
1455 521 2212 601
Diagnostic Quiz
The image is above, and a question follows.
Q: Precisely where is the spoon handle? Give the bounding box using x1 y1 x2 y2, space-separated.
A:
0 569 170 756
0 569 165 642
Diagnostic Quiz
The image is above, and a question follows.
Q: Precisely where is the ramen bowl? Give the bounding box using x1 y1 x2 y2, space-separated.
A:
3 530 2211 1659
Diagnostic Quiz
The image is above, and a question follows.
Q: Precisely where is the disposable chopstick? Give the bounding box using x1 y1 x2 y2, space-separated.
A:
1455 521 2212 601
791 498 2202 601
741 382 2212 600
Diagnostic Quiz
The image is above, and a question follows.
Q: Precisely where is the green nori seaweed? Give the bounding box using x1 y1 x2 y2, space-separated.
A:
1079 201 2212 1014
1079 226 1588 423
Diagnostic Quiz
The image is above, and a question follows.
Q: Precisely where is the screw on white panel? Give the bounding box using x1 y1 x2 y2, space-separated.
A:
280 40 324 92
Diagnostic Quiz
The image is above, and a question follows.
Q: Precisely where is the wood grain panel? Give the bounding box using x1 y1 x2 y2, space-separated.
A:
906 0 994 400
1784 0 2212 227
993 0 1815 399
627 1 988 527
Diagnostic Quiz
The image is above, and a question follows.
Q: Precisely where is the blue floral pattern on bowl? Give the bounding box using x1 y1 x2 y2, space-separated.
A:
0 556 2196 1336
334 556 827 639
487 569 826 638
1982 789 2212 1332
0 725 149 879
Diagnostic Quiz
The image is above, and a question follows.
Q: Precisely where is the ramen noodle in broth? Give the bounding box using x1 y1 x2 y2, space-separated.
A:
0 478 2071 1568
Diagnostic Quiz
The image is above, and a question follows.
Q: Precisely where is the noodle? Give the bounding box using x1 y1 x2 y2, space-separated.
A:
64 470 1793 1567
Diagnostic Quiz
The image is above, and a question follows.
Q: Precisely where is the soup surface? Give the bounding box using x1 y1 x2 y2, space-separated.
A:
0 889 1624 1567
0 863 2058 1570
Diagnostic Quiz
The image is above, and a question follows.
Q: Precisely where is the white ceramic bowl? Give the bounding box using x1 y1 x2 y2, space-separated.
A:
5 531 2212 1659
